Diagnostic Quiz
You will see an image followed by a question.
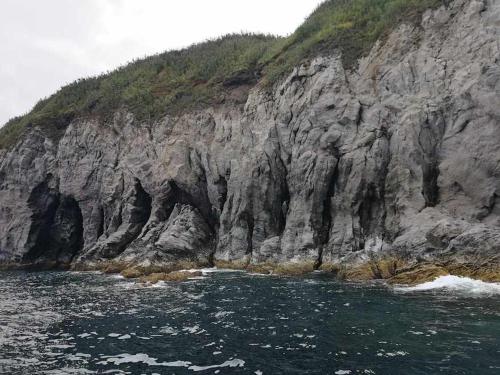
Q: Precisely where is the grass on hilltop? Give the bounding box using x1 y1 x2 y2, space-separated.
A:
0 34 277 149
259 0 445 82
0 0 445 149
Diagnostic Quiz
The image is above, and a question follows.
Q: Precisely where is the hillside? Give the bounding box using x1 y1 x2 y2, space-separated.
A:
0 0 445 149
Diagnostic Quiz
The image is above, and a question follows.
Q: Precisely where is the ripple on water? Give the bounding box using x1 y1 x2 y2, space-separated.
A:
0 270 499 374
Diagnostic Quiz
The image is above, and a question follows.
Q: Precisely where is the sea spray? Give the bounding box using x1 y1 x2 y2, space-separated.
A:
394 275 500 296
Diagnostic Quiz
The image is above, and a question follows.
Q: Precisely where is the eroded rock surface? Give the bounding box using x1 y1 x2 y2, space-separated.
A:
1 0 499 278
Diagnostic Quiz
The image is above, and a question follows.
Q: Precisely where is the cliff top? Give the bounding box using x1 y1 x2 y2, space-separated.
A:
0 0 445 149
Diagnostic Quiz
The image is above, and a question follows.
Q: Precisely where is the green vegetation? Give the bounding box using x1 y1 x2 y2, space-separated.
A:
0 0 445 149
0 34 277 149
260 0 444 82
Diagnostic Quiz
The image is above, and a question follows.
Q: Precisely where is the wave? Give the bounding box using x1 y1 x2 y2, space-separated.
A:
395 275 500 296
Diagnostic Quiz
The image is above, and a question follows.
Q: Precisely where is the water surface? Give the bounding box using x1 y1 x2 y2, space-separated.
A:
0 270 499 374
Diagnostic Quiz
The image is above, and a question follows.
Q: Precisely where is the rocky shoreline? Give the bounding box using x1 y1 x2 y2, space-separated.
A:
2 256 499 286
1 0 499 281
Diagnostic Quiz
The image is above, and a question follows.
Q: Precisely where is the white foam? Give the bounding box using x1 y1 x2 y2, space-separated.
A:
150 281 169 288
75 353 91 358
408 331 424 335
214 311 234 319
97 353 190 367
48 344 74 349
198 268 245 274
180 268 205 273
44 368 96 374
394 275 500 296
247 272 273 277
182 325 201 334
188 358 245 372
159 325 178 335
98 354 245 372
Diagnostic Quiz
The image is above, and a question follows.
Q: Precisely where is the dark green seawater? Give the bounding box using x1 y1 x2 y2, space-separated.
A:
0 270 499 375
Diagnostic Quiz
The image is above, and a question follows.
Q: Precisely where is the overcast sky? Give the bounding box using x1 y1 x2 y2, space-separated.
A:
0 0 324 126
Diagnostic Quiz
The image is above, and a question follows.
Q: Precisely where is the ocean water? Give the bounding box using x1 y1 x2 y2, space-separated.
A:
0 270 499 375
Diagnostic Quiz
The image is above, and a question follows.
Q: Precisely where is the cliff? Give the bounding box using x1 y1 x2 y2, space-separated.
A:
1 0 499 282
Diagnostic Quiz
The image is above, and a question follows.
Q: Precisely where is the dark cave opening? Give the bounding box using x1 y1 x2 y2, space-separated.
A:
215 176 228 212
51 196 84 263
24 179 60 263
131 178 153 225
359 184 376 238
24 177 84 265
96 206 105 239
422 161 440 207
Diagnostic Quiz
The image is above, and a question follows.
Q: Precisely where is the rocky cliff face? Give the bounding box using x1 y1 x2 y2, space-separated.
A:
1 0 499 280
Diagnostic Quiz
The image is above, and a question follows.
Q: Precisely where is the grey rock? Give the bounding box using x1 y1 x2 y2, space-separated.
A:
0 0 499 272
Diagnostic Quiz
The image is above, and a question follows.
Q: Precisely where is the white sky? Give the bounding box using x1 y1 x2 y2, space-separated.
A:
0 0 324 126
